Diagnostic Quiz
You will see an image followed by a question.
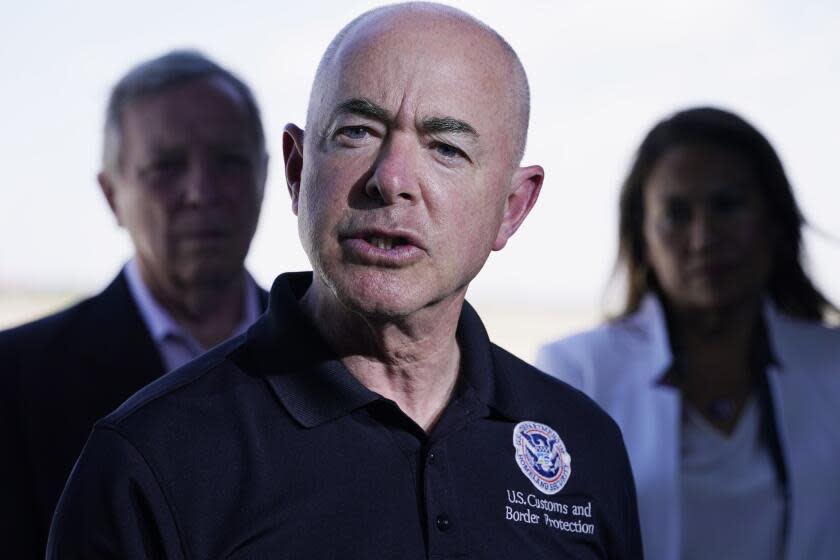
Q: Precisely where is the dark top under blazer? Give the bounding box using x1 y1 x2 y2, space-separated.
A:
48 272 642 559
0 271 268 559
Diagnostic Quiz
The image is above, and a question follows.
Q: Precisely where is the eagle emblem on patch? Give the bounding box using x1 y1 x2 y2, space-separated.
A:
512 421 571 495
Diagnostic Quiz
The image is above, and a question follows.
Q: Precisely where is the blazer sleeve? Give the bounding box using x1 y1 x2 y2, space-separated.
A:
0 351 42 559
534 342 589 394
47 426 185 560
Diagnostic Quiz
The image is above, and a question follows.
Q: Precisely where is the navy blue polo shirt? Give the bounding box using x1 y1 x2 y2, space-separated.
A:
49 272 642 559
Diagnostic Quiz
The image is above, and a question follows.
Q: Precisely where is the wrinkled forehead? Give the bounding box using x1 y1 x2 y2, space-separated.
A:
312 14 515 134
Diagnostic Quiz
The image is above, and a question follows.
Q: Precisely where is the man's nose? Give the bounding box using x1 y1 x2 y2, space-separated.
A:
183 159 221 206
364 135 421 204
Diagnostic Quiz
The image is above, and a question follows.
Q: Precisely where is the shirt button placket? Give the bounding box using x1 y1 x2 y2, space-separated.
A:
435 513 450 532
424 446 465 557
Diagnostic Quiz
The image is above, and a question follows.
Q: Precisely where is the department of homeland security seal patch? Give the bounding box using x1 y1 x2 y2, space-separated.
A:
513 421 571 495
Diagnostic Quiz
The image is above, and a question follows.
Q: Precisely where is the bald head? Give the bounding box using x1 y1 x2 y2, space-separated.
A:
283 1 545 320
308 2 531 163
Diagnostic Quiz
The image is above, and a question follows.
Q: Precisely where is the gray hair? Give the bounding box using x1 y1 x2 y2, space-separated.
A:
102 50 266 174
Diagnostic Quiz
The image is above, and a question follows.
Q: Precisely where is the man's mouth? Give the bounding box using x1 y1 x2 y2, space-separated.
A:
339 229 425 266
364 235 410 250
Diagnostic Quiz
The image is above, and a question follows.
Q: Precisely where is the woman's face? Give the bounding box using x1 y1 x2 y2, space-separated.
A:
642 144 775 312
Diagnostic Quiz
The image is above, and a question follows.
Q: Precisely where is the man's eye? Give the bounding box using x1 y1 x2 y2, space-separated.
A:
141 158 184 180
217 153 250 169
432 142 466 160
154 159 183 171
337 126 370 140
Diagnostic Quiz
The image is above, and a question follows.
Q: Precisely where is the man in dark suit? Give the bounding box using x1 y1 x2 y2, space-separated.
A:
0 50 269 558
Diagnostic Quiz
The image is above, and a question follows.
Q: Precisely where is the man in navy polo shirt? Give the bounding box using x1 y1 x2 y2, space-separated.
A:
48 3 642 558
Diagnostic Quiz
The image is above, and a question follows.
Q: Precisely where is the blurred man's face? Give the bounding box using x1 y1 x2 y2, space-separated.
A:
289 15 532 319
101 76 266 293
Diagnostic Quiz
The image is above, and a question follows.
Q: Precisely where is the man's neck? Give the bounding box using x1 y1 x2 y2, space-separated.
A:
300 279 464 433
138 261 248 349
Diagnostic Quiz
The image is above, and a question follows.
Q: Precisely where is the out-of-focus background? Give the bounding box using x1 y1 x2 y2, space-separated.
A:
1 0 838 361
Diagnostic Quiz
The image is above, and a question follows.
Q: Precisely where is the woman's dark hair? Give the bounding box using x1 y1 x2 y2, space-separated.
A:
614 106 836 322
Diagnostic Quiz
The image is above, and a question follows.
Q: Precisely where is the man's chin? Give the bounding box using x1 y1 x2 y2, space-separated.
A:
335 288 417 321
175 262 244 291
323 271 427 322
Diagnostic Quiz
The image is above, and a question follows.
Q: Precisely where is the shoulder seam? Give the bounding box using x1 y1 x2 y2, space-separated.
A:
104 352 232 426
95 424 191 560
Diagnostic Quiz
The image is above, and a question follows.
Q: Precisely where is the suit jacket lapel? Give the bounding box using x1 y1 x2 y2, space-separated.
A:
73 271 167 391
25 271 167 537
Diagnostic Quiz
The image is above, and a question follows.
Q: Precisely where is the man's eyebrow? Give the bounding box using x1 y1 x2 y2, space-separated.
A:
422 116 478 138
332 98 391 122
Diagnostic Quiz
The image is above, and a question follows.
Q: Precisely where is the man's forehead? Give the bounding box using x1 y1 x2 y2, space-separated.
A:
128 77 246 118
318 26 509 122
334 11 506 76
121 91 255 156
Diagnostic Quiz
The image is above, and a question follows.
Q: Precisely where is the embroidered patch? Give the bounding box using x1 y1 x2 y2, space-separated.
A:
512 421 571 495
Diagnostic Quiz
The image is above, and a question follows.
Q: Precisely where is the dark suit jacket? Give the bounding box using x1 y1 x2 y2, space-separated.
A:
0 271 268 559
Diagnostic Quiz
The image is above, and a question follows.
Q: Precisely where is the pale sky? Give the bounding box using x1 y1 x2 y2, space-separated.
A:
1 0 838 312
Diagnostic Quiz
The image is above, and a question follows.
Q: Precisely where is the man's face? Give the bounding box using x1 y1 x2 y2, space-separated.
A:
101 76 266 292
287 17 540 319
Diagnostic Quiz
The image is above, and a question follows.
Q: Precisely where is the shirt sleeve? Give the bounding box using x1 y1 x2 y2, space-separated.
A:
608 422 644 559
47 426 186 560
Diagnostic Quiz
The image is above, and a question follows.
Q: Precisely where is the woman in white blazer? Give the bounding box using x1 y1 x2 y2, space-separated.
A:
536 107 840 560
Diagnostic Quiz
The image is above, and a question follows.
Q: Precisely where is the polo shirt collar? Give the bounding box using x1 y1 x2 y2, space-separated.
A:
236 272 516 428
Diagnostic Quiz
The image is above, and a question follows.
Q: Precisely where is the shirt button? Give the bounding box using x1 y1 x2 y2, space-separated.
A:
436 513 451 532
428 452 436 464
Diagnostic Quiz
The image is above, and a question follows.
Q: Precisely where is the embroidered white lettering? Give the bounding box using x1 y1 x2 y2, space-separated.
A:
505 506 540 524
543 513 595 535
526 493 569 514
506 490 526 505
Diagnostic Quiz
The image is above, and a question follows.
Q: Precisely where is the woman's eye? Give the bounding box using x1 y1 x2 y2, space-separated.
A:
712 193 747 214
664 201 691 225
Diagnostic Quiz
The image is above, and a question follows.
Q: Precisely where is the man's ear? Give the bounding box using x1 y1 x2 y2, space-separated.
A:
492 164 544 251
97 171 123 227
283 124 305 215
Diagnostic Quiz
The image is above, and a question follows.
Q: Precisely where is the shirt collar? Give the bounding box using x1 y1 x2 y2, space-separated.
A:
232 271 511 428
634 293 779 387
124 257 261 348
622 294 674 386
